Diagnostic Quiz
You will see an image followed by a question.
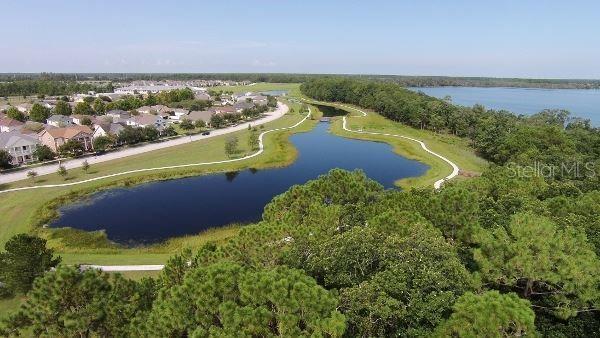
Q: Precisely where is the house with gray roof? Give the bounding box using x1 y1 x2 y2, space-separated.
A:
93 122 126 139
0 131 40 165
186 110 215 125
127 113 167 130
106 110 131 123
47 114 74 127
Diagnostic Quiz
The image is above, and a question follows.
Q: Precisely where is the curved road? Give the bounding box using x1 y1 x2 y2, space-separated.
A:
0 103 302 194
0 103 290 187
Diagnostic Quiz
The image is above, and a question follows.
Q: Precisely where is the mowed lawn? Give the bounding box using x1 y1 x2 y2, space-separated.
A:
0 101 317 264
212 83 301 96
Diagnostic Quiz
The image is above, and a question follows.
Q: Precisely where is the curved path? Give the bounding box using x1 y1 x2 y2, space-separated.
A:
0 104 309 195
335 103 460 189
0 103 290 186
16 101 459 272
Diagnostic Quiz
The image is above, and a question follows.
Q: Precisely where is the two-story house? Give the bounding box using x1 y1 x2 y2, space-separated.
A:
38 125 94 152
0 131 40 165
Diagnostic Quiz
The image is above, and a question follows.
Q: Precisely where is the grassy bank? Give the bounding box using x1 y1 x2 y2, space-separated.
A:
212 83 301 96
309 101 488 189
0 99 318 264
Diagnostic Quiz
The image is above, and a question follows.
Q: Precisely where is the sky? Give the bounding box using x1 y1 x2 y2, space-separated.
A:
2 0 600 78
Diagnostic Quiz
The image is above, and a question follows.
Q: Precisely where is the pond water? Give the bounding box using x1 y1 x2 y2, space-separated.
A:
410 87 600 125
51 112 428 245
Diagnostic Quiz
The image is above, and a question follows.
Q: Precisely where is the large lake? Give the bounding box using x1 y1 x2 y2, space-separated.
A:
411 87 600 124
52 106 427 245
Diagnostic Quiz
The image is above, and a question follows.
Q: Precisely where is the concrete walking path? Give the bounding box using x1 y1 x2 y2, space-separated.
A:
0 103 307 194
337 103 460 189
0 103 289 186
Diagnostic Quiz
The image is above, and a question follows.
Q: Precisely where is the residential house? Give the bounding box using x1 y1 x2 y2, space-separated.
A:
209 106 236 114
93 122 126 139
127 114 167 130
233 101 255 113
0 131 40 165
73 93 93 102
38 125 94 152
194 91 212 101
0 117 25 133
16 103 33 113
95 93 124 101
46 114 74 127
71 114 100 126
234 92 268 105
186 110 215 125
106 110 131 123
137 105 171 115
168 108 190 121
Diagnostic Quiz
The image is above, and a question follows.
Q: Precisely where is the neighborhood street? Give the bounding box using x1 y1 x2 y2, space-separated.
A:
0 103 289 185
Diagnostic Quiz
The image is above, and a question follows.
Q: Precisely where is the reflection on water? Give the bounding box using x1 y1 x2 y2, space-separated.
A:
51 122 428 245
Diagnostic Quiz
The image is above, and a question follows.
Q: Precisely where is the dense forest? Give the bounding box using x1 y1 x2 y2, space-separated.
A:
1 168 599 336
1 78 599 336
2 73 599 89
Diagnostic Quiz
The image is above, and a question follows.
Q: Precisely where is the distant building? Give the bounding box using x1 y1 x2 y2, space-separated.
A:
115 85 189 95
127 114 167 130
0 131 40 165
46 114 74 127
106 110 131 123
0 117 25 133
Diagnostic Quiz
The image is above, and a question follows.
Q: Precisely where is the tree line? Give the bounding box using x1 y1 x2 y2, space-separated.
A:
0 80 113 97
2 167 599 336
3 73 600 89
301 78 600 183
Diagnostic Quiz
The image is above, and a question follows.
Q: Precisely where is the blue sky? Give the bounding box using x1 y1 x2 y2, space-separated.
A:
3 0 600 78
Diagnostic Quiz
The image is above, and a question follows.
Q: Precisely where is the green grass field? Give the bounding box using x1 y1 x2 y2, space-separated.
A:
212 83 302 96
311 102 488 189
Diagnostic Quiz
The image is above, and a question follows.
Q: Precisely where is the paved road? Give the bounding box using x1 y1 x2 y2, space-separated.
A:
0 103 289 185
0 104 309 195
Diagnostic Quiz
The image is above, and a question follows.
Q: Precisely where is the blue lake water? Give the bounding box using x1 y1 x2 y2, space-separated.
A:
410 87 600 125
52 109 427 245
